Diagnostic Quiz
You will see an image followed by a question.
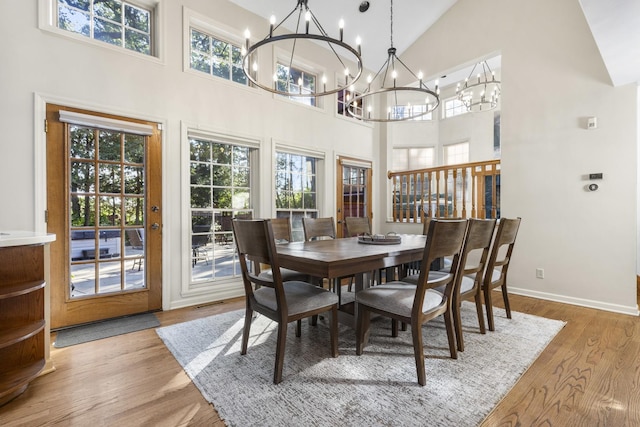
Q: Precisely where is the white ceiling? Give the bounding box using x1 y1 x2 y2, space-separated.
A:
579 0 640 87
229 0 640 88
228 0 458 75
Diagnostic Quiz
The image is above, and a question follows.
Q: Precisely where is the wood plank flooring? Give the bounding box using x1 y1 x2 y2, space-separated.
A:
0 294 639 426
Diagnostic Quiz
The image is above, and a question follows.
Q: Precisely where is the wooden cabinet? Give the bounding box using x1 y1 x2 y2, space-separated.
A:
0 233 55 407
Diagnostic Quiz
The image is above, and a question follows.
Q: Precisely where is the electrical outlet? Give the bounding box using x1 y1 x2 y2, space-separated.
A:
536 268 544 279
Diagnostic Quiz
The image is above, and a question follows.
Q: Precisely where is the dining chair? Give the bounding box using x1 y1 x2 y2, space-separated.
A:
483 217 522 331
232 219 339 384
344 216 371 237
256 217 311 283
448 218 496 351
355 219 468 386
302 217 337 241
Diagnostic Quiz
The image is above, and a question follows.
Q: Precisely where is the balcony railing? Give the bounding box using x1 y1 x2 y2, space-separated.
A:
388 159 501 223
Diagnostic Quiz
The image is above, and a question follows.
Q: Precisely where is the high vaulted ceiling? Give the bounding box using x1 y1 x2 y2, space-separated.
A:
230 0 640 87
229 0 458 75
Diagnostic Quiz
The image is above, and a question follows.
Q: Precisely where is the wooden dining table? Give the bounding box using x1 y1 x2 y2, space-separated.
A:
276 234 428 326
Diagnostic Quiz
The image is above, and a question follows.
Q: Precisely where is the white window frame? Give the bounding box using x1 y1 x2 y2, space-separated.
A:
38 0 164 63
183 8 256 92
273 144 325 242
272 47 325 110
181 122 261 298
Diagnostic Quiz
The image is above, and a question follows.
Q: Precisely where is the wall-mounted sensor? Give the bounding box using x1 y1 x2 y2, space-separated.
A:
587 116 597 129
588 183 598 191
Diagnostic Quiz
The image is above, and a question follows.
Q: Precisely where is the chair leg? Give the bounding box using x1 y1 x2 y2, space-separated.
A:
484 286 495 332
453 299 464 353
355 306 371 355
330 306 338 357
501 284 512 319
273 322 287 384
411 322 426 386
391 319 399 337
241 307 253 355
443 308 458 360
296 319 302 337
474 291 486 334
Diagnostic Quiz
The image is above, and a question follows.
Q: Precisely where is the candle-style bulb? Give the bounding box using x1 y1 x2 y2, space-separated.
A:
339 19 344 41
269 15 276 37
305 11 310 33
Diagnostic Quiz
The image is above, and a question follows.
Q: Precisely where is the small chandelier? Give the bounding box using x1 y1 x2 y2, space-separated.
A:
456 61 501 112
348 0 440 122
242 0 363 98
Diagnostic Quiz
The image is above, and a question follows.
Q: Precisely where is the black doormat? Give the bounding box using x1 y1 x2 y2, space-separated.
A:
53 312 160 348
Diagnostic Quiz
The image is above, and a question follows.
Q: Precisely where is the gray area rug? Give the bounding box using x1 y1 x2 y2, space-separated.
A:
54 312 160 348
156 303 565 427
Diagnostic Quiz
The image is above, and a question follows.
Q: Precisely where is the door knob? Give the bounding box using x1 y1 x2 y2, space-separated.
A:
150 223 160 230
151 205 159 212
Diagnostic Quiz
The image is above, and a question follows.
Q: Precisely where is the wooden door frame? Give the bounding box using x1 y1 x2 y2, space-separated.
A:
336 156 373 238
45 103 163 329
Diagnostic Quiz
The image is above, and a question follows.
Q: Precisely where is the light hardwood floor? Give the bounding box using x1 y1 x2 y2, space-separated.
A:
0 294 639 426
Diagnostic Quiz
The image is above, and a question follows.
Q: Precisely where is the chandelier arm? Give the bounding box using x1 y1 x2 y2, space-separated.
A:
268 8 299 40
394 56 426 85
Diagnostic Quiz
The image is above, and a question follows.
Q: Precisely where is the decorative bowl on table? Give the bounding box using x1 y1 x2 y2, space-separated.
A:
357 232 401 245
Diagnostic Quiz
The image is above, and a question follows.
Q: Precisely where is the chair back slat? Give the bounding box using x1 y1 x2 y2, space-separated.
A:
460 218 497 277
344 216 371 237
271 217 293 242
302 217 337 241
485 217 522 282
233 219 286 298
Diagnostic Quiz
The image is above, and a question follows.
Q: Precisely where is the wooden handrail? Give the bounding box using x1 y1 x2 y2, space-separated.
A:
388 159 501 223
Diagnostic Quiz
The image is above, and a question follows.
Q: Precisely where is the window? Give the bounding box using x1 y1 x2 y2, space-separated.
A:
275 152 319 242
392 148 435 171
276 63 317 107
56 0 153 55
337 88 362 119
443 97 468 119
189 137 254 283
391 105 433 121
190 28 247 85
444 142 469 165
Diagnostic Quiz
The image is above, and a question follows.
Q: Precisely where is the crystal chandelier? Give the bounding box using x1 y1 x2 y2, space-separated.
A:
348 0 440 122
456 61 501 112
242 0 363 98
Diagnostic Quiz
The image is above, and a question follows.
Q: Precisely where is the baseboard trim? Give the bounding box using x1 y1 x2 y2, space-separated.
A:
509 286 640 317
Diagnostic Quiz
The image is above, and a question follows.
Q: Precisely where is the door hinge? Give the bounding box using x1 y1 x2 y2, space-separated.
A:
44 119 48 133
44 210 48 223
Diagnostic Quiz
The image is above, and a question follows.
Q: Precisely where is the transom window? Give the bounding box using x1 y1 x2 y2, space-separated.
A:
392 148 435 171
443 97 468 119
275 152 319 242
276 63 317 107
190 28 247 85
189 138 254 283
57 0 152 55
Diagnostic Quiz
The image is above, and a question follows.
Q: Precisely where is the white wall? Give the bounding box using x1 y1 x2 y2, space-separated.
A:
0 0 373 309
1 0 637 315
395 0 638 314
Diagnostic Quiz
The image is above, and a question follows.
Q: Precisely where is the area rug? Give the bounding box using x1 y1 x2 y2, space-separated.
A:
54 312 160 348
156 303 565 427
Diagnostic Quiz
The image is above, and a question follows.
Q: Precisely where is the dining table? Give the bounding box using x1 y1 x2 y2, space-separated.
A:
276 234 428 326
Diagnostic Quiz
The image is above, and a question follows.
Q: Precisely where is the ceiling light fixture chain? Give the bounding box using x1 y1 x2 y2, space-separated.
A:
347 0 440 122
242 0 363 98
